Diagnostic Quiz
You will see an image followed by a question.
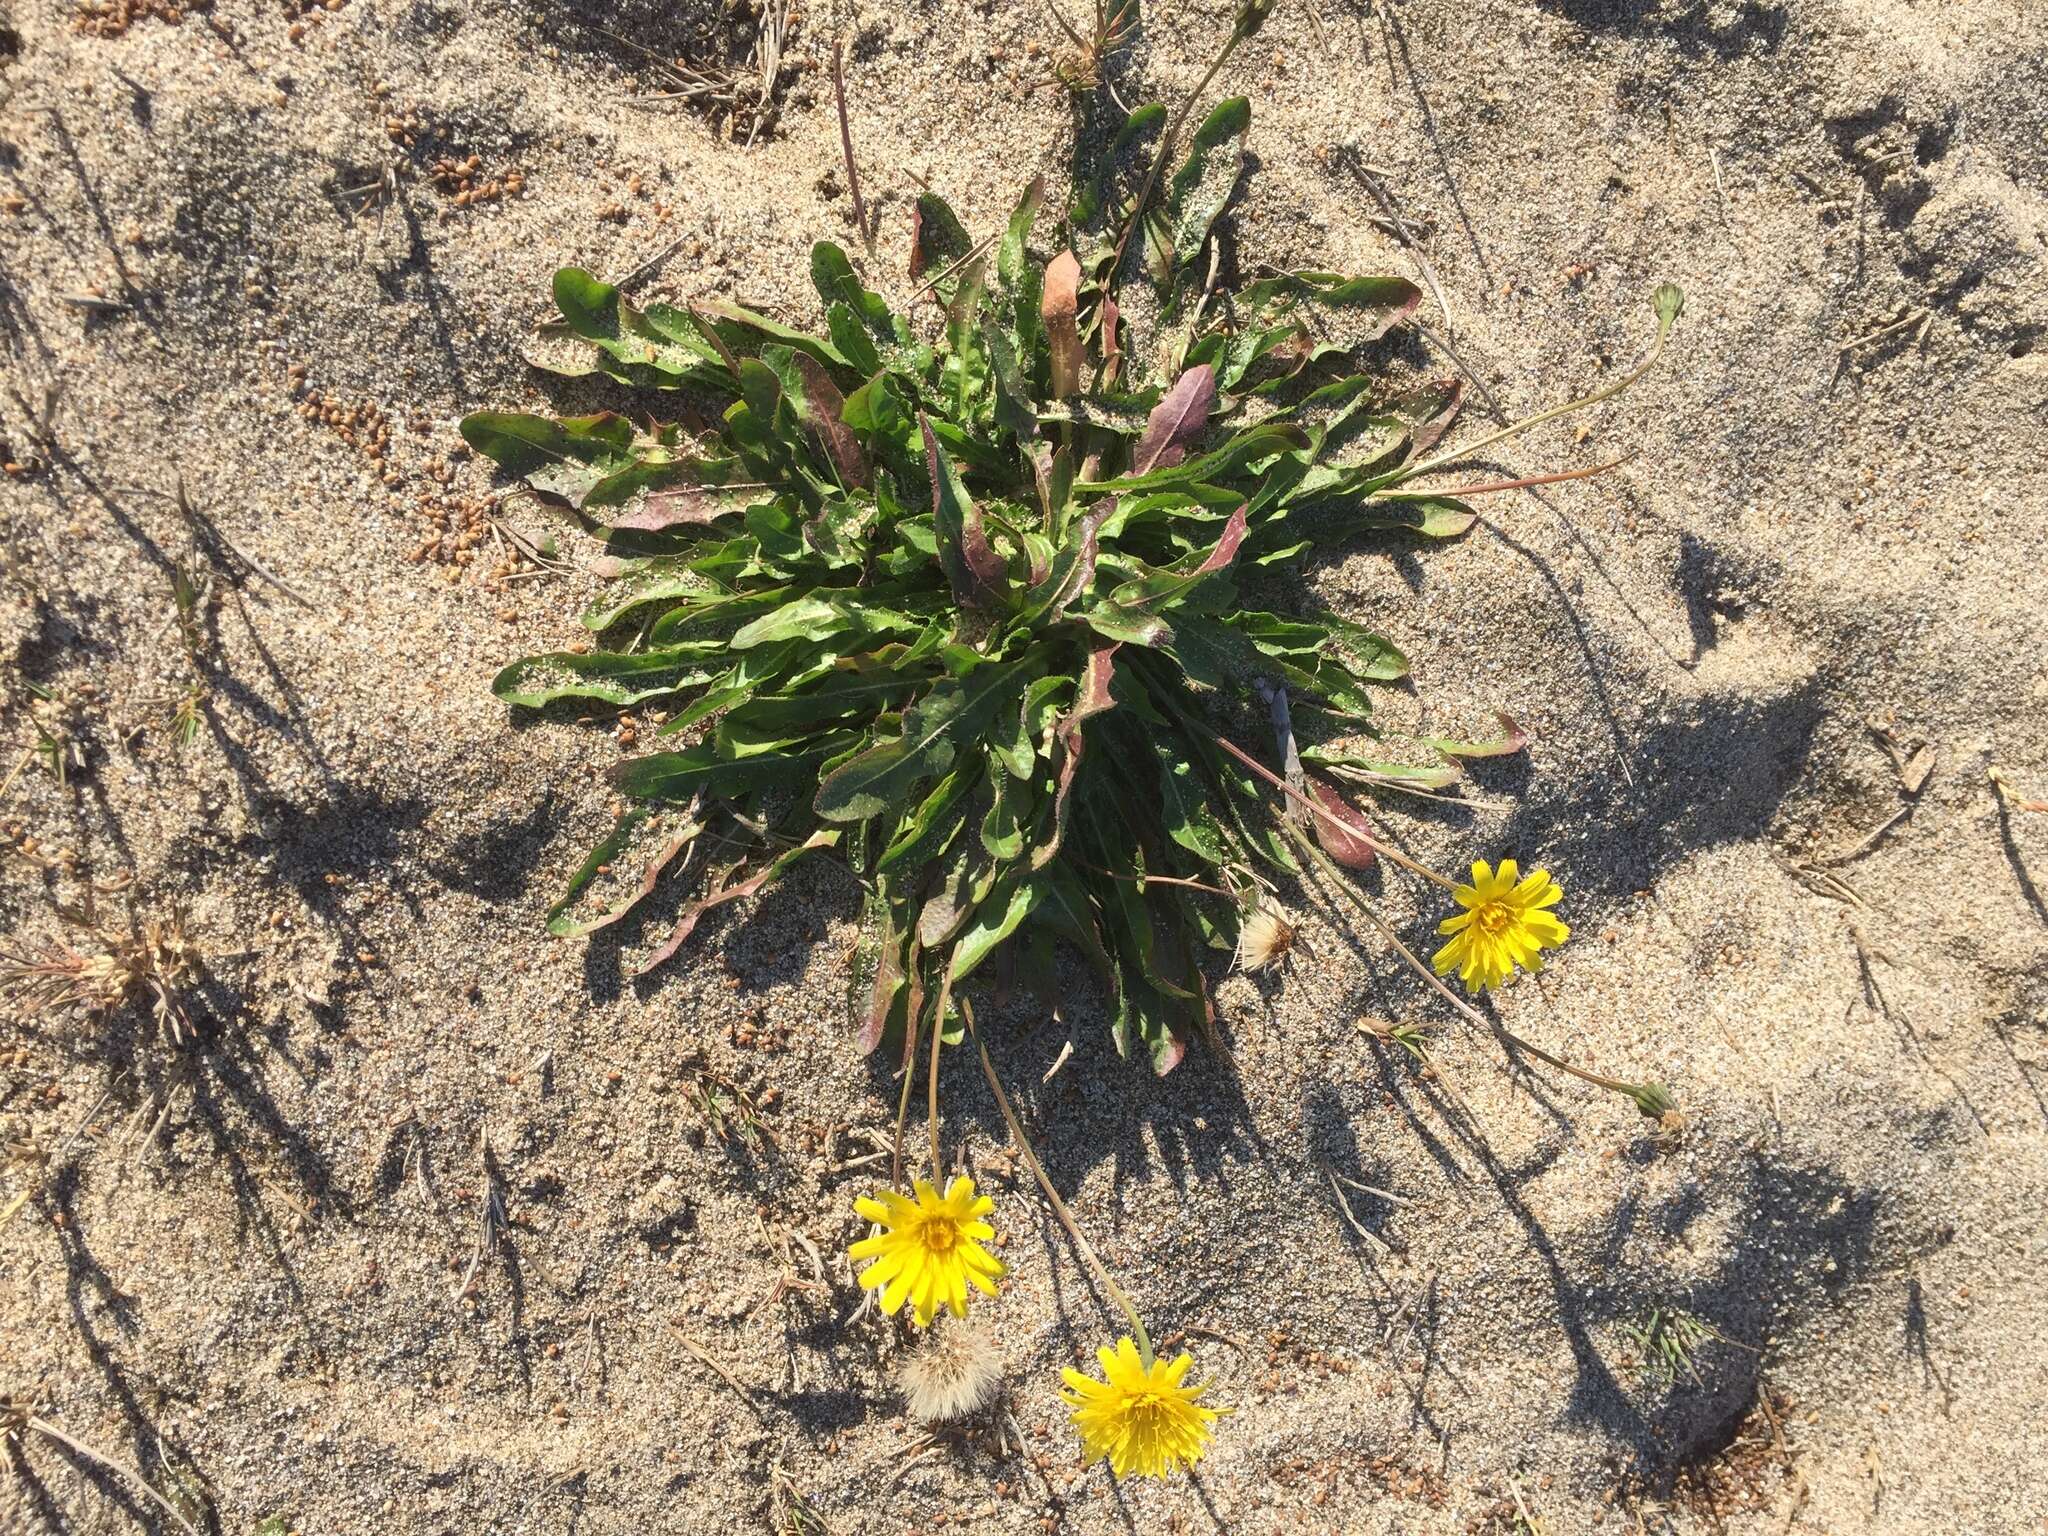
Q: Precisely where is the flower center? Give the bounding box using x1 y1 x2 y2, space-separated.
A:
1476 901 1512 937
920 1217 959 1254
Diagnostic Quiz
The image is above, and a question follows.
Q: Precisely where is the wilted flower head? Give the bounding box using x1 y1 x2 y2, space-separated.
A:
1431 859 1569 994
900 1321 1004 1423
1233 905 1296 973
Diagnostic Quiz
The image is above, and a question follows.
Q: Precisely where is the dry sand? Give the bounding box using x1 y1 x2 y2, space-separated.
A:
4 0 2047 1531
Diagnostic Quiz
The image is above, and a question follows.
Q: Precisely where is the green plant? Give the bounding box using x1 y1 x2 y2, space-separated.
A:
1623 1305 1730 1389
465 84 1678 1076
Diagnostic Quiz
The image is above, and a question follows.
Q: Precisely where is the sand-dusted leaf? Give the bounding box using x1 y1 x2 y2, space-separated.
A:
541 807 645 937
1042 251 1084 398
492 645 724 708
460 411 648 508
1307 777 1376 869
1133 364 1217 473
856 910 908 1054
546 802 708 938
633 830 838 976
792 353 870 488
921 413 1008 609
1303 749 1465 791
1158 96 1250 278
611 485 743 532
1354 496 1477 537
1426 711 1529 760
1383 378 1465 455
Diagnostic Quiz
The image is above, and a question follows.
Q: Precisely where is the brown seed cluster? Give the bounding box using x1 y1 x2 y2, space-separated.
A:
72 0 193 38
427 154 525 210
404 490 498 575
295 385 393 467
382 106 427 149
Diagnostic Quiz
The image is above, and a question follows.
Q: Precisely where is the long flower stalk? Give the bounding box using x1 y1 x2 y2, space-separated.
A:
965 1000 1156 1365
1384 285 1684 489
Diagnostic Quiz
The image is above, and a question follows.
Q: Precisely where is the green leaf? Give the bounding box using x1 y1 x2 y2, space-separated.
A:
921 413 1010 609
550 267 727 385
460 411 646 508
949 873 1045 981
1159 96 1250 277
1353 496 1477 537
980 751 1033 860
877 761 974 874
910 191 975 298
614 741 822 801
1080 421 1309 494
814 662 1028 822
997 177 1045 292
1424 711 1529 760
544 805 707 938
492 646 724 708
697 299 850 369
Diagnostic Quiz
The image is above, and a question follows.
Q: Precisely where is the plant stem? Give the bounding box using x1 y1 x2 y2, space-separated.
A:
927 969 949 1184
890 974 923 1193
1105 24 1247 294
1290 828 1667 1112
1381 455 1634 501
1211 732 1462 893
830 40 872 253
1386 290 1680 487
965 1001 1155 1366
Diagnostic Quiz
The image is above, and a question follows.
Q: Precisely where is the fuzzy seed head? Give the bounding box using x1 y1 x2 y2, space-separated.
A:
899 1322 1004 1423
1234 906 1296 973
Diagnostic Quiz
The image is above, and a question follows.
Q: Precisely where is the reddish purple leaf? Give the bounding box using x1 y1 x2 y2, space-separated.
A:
612 486 734 532
1427 711 1530 762
793 353 870 489
1032 643 1119 871
1042 251 1083 398
1308 777 1377 869
1192 502 1247 578
1100 294 1123 389
857 928 904 1055
1132 364 1217 474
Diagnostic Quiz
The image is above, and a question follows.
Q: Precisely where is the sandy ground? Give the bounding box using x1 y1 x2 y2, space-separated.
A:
4 0 2047 1531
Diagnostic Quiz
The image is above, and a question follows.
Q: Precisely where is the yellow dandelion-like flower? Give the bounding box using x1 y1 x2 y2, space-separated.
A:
1062 1337 1218 1479
1432 858 1570 994
850 1176 1005 1327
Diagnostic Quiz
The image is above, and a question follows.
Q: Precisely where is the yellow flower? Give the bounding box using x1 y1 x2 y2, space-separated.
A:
850 1176 1005 1326
1062 1337 1218 1479
1432 858 1569 994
